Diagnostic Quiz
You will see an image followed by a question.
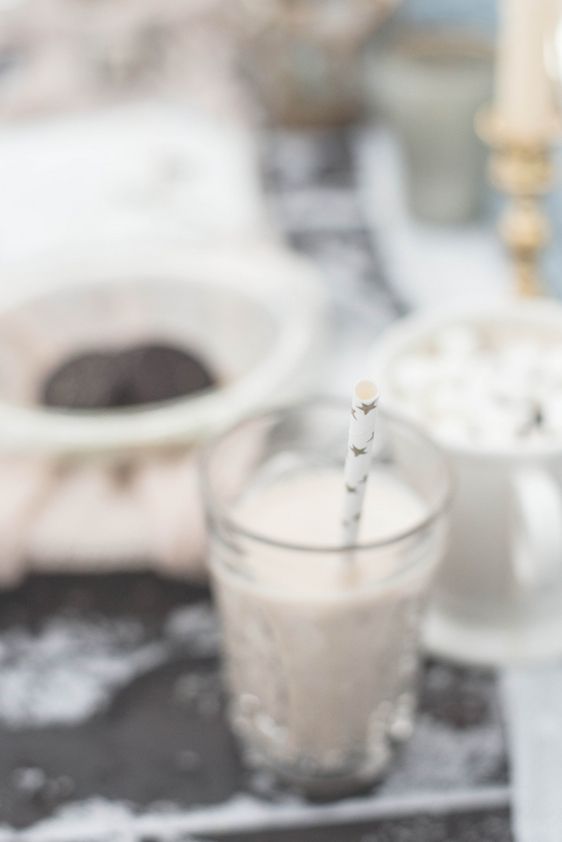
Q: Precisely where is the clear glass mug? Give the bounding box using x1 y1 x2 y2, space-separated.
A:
201 401 451 797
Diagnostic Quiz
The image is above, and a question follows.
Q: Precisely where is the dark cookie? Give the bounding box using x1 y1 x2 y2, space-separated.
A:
41 351 121 410
41 343 216 410
116 343 216 407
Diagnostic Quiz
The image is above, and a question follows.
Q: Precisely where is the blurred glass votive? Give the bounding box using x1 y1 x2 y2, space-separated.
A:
240 0 399 126
201 401 451 797
367 31 493 223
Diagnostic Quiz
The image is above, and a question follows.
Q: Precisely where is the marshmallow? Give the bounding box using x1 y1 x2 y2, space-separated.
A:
391 325 562 449
391 355 438 395
433 325 479 358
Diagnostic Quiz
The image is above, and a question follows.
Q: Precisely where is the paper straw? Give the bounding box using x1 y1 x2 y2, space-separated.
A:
342 379 379 547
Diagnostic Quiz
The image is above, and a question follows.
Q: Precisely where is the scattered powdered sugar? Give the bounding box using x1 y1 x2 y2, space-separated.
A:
0 798 139 842
164 603 221 657
0 785 510 842
173 671 223 719
381 665 505 795
0 795 294 842
0 619 166 728
380 714 505 796
0 602 221 729
12 767 48 795
247 768 282 800
11 767 76 805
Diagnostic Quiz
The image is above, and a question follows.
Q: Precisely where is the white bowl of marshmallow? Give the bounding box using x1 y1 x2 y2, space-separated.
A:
371 299 562 665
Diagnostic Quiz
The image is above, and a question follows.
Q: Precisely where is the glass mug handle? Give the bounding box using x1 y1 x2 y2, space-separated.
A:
511 467 562 591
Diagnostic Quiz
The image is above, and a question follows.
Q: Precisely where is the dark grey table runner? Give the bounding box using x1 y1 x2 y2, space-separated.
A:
0 572 509 840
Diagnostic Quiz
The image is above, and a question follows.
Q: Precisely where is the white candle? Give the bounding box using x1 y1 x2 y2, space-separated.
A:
495 0 559 138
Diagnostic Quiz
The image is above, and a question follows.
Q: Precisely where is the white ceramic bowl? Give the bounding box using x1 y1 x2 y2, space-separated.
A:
0 242 327 456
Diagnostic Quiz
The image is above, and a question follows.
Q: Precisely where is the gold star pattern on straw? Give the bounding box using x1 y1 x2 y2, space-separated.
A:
350 445 367 457
343 379 379 547
359 400 377 415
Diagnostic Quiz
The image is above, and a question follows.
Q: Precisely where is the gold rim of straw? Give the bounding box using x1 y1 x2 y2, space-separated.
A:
200 398 453 555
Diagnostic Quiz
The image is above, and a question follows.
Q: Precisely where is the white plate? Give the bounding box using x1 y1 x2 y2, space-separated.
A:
424 600 562 666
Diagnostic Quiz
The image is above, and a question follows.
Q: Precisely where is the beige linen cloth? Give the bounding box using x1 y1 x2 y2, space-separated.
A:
0 453 207 587
0 415 265 587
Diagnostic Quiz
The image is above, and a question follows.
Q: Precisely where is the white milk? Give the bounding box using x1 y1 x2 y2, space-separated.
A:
209 466 443 790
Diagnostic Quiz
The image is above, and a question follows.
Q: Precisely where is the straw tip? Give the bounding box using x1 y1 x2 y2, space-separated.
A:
354 379 379 402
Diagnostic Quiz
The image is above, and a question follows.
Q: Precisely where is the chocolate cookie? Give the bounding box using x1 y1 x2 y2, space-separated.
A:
41 343 216 410
118 343 216 406
41 352 121 410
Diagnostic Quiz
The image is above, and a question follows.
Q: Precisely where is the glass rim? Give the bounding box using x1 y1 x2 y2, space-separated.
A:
199 398 453 555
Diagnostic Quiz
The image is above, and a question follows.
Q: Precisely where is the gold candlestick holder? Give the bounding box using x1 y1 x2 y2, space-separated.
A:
476 108 560 297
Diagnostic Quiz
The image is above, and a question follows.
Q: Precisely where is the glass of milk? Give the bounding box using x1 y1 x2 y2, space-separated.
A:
201 401 451 797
